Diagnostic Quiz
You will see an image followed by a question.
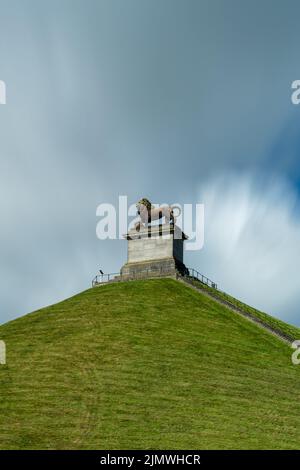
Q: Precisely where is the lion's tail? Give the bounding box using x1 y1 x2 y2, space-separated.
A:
171 205 181 217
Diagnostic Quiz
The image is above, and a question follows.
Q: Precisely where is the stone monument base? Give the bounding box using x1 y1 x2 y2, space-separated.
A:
119 223 189 281
120 257 187 281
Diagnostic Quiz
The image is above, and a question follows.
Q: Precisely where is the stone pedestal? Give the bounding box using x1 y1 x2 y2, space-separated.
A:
120 224 188 280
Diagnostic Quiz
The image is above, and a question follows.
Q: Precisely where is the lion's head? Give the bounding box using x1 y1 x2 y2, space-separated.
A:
136 198 153 214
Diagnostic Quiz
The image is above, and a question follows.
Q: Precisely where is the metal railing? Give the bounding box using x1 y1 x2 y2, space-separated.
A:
92 266 218 289
92 273 119 286
185 267 217 289
92 267 177 286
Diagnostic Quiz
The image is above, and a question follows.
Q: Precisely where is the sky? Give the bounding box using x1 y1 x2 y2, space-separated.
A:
0 0 300 326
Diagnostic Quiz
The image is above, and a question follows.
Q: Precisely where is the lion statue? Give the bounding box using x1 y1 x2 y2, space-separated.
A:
135 198 180 231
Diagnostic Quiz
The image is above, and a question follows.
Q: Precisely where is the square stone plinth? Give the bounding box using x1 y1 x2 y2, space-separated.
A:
120 224 188 279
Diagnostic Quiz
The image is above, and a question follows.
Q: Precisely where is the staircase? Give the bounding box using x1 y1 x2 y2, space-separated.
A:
180 274 294 345
92 267 295 345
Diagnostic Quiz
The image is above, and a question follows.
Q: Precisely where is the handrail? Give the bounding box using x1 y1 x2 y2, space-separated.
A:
92 273 119 286
185 267 217 289
92 267 218 289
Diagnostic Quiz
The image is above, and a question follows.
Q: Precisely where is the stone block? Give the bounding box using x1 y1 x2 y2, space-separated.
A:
120 224 188 279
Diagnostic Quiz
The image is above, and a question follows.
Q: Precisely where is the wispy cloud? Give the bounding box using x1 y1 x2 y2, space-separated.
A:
195 171 300 326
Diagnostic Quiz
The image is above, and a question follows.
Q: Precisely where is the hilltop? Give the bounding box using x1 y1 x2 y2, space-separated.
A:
0 278 299 449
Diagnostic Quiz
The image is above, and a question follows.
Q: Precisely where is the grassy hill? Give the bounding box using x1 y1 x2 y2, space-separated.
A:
0 278 299 450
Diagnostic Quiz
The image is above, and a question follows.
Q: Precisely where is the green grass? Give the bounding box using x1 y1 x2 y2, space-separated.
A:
0 278 299 449
189 279 300 340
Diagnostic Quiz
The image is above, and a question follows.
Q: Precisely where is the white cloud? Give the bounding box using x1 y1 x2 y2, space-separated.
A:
194 171 300 326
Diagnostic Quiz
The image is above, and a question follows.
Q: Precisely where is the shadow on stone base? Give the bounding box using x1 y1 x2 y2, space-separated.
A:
119 257 188 281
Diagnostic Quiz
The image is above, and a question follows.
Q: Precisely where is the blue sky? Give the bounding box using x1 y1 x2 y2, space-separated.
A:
0 0 300 326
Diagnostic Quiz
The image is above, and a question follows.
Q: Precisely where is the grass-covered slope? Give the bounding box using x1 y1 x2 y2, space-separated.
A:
0 278 299 450
188 279 300 341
